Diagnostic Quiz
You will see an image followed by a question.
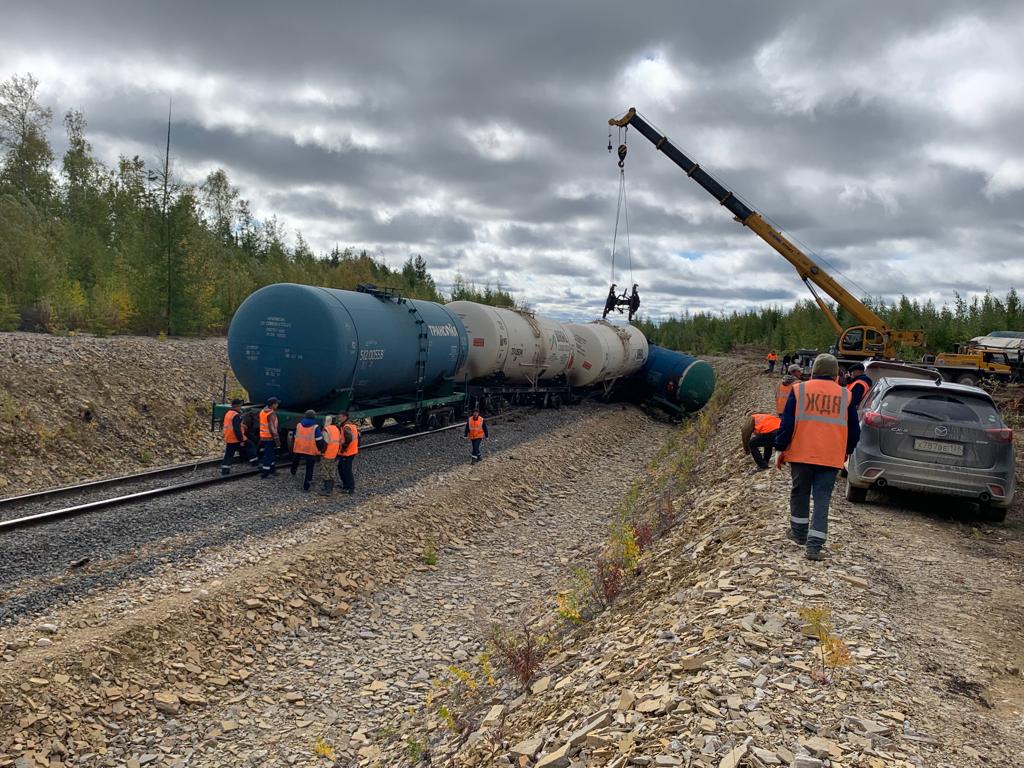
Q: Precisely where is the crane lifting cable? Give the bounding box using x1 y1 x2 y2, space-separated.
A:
603 126 640 322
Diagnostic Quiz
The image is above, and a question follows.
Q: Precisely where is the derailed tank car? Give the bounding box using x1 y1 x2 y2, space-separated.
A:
629 344 716 416
446 300 577 409
564 320 649 388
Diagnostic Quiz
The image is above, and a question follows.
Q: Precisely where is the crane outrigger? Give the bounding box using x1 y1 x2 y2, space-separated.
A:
608 107 924 361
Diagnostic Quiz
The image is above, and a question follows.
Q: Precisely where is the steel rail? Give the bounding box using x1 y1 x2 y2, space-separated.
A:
0 457 223 509
0 409 525 533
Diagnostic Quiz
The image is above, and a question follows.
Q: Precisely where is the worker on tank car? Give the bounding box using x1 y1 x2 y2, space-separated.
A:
465 407 488 463
336 411 359 495
220 399 253 475
290 409 326 492
742 412 781 472
845 362 872 409
627 284 640 322
317 415 342 495
774 354 860 561
766 350 778 374
258 397 281 479
775 364 803 416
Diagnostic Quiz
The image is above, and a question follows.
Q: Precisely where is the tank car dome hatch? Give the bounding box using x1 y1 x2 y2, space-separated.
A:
228 284 467 408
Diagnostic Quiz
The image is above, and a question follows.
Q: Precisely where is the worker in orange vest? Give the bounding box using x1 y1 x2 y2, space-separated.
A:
774 354 860 561
317 415 343 495
220 399 255 475
845 362 872 409
258 397 281 478
766 350 778 374
775 364 803 416
336 411 359 495
290 409 326 492
465 406 488 463
743 412 781 472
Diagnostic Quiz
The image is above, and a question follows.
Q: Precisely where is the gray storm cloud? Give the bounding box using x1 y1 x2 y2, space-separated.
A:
1 0 1022 320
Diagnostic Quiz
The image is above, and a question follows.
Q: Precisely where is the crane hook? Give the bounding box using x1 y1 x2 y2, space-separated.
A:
617 143 628 168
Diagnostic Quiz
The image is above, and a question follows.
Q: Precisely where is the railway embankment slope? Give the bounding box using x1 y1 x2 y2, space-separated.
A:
430 359 1024 768
0 333 229 494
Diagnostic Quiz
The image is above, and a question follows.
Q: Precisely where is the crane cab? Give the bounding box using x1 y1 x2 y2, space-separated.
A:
837 325 889 359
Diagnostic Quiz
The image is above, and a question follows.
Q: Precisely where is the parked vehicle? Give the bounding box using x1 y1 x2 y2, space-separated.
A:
845 369 1016 521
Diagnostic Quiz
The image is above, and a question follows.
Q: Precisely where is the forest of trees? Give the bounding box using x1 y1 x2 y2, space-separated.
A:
636 290 1024 356
0 73 460 336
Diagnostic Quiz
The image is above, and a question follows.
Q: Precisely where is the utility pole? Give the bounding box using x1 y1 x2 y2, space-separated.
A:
162 98 172 336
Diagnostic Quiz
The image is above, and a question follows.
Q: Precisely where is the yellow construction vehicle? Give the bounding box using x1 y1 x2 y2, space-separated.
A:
608 107 924 361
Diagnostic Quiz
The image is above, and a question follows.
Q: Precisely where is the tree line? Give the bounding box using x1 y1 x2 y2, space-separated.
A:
0 73 521 336
635 289 1024 356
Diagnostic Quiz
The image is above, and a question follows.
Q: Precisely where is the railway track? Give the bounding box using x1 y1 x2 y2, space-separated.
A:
0 411 523 533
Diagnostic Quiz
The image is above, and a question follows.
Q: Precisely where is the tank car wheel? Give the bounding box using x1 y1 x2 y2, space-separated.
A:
438 411 451 428
551 395 562 410
427 413 439 431
370 415 386 431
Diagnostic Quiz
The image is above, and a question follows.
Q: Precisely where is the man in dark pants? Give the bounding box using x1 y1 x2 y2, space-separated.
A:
336 411 359 495
744 412 781 472
258 397 281 478
465 407 488 463
774 353 860 561
220 399 254 475
290 409 325 492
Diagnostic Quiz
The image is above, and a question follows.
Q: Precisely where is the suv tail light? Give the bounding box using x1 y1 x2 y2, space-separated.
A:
863 411 897 429
985 427 1013 444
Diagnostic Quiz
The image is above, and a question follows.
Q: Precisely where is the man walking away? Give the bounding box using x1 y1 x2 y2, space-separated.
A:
774 353 860 561
290 410 325 492
465 407 488 463
846 362 872 409
241 406 261 466
337 411 359 495
220 399 252 475
766 350 778 374
745 412 781 472
258 397 281 478
775 364 803 416
317 416 341 495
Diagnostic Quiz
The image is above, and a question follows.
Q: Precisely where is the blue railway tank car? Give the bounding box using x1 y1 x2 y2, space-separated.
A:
227 283 468 410
636 345 716 415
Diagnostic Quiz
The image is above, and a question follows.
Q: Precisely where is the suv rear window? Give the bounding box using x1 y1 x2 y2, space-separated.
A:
879 388 1003 425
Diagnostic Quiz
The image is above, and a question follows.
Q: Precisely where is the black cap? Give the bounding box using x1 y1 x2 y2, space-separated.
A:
230 398 243 407
304 409 316 418
848 363 865 373
267 396 280 405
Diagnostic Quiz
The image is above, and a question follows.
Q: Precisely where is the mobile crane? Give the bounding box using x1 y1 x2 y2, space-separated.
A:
608 107 924 361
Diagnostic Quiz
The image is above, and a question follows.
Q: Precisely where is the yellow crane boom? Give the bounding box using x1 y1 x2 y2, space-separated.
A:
609 107 923 359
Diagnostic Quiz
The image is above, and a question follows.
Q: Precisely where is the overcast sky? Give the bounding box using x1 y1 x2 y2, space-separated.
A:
2 1 1022 321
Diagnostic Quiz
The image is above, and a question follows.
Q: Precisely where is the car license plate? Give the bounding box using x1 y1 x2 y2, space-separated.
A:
913 438 964 457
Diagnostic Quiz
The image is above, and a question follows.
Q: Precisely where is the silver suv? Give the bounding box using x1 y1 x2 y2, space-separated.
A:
846 374 1016 521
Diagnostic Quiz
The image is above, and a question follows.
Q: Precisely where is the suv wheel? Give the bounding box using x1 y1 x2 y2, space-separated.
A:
845 480 868 503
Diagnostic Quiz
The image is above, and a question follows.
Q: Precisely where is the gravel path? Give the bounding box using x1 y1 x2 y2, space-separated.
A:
0 401 673 768
0 405 581 624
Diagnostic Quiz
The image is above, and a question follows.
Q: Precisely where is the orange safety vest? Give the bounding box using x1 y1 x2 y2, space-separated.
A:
775 381 794 414
259 408 274 440
293 423 319 456
223 409 244 444
782 379 849 469
340 423 359 457
322 424 341 459
847 378 869 403
467 415 485 440
767 352 778 362
753 413 781 435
